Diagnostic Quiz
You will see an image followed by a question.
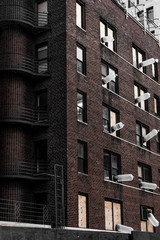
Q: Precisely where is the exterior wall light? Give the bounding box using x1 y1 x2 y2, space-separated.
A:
114 174 134 182
139 58 159 67
143 129 159 142
116 224 133 234
135 93 150 104
112 122 124 131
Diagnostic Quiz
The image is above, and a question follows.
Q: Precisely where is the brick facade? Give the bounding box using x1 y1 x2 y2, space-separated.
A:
0 0 160 234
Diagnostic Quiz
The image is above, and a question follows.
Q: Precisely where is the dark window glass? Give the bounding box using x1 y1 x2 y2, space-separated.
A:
156 132 160 152
134 82 148 111
77 91 87 122
35 140 47 173
138 162 152 183
101 61 118 93
136 121 149 149
100 19 116 51
104 151 121 180
152 62 158 81
36 90 48 121
132 44 145 73
78 141 88 174
37 44 48 73
77 44 86 75
103 104 120 136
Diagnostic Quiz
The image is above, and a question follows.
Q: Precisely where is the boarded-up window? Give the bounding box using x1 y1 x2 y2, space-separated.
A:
104 200 121 230
78 194 88 228
141 206 154 233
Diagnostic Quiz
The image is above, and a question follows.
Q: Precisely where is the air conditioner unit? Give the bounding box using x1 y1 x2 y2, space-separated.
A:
135 93 150 104
101 36 114 43
116 224 133 234
140 181 157 190
112 122 124 131
148 213 159 227
102 72 117 85
114 174 134 182
143 129 159 142
140 58 159 67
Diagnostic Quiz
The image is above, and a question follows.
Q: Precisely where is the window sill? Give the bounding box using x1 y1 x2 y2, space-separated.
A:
78 172 88 177
104 178 160 196
76 25 86 33
77 71 87 77
77 120 88 126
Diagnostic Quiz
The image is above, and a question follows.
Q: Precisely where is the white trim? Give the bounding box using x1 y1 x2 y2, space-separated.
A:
101 43 160 86
104 179 160 196
0 221 51 228
77 71 87 77
103 131 160 157
77 120 88 125
76 26 86 33
78 172 88 176
63 226 122 233
106 88 160 123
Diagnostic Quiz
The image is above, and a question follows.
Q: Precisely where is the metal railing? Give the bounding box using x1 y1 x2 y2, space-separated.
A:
0 159 49 177
0 198 50 225
0 5 48 28
0 54 49 75
0 104 48 124
113 0 159 39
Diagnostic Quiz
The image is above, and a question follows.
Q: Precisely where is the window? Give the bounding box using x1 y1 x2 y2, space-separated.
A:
76 0 85 29
100 20 116 51
154 95 160 115
103 104 119 136
158 170 160 190
140 206 154 232
136 122 149 149
156 132 160 152
35 140 47 173
101 61 118 93
138 162 152 183
134 82 148 111
78 140 88 174
137 11 144 25
78 193 88 228
37 43 48 73
77 91 87 123
37 0 48 26
132 44 145 72
147 7 154 32
77 44 86 75
104 199 122 230
36 90 48 121
104 151 121 181
152 62 158 81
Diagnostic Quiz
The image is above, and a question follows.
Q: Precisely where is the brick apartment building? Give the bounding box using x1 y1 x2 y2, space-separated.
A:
1 0 160 235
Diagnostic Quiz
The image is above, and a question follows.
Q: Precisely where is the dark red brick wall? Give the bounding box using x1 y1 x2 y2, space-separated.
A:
66 0 160 232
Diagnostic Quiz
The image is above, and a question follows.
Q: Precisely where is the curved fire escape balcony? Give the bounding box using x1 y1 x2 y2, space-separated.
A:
0 159 50 180
0 5 49 32
0 54 50 78
0 105 49 126
0 198 50 225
